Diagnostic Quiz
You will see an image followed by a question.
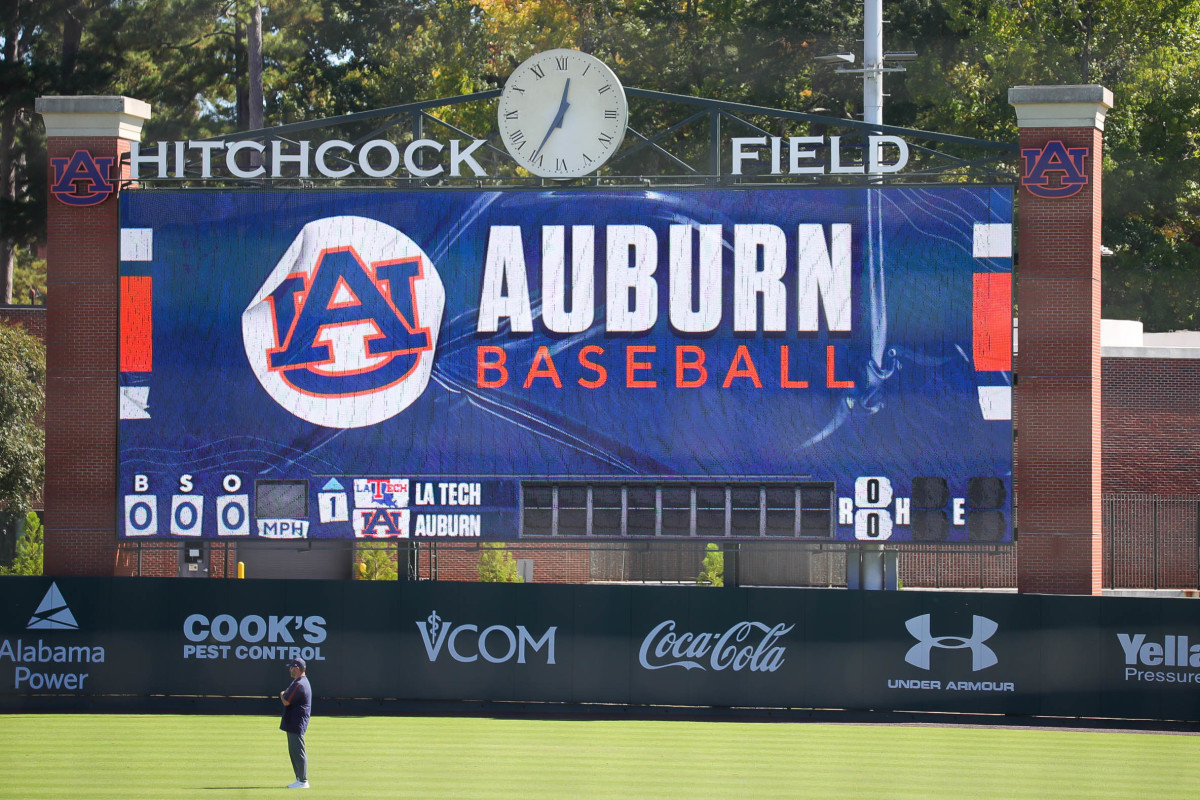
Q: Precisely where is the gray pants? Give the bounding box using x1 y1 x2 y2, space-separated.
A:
287 731 307 782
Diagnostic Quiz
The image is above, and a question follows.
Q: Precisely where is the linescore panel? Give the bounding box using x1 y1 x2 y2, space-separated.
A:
122 473 516 540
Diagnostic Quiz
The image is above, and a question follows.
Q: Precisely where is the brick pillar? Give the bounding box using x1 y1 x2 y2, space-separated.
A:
1009 86 1112 594
35 96 151 576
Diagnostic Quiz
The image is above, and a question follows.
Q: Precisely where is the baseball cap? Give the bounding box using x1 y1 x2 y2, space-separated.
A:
286 657 306 669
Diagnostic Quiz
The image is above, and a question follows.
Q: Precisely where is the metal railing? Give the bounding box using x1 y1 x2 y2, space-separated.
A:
1104 494 1200 590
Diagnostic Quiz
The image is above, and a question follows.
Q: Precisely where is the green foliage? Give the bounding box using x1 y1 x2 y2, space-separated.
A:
12 246 46 306
357 541 398 580
898 0 1200 330
0 325 46 515
9 0 1200 328
1 512 44 576
697 542 724 586
477 542 523 583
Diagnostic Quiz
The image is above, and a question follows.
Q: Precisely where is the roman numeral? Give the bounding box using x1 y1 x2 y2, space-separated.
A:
530 64 545 79
555 158 567 172
582 153 593 164
598 132 613 145
604 109 618 119
555 56 568 70
534 154 545 168
505 109 518 120
598 84 612 94
511 130 526 150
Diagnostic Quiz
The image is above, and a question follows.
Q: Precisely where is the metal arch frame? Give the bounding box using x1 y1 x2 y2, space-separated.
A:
138 87 1018 187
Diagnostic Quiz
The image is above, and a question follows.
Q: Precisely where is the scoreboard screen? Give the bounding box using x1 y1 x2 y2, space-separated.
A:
118 187 1013 543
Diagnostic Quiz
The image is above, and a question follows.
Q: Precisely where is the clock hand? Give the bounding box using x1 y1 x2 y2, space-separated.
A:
531 78 571 161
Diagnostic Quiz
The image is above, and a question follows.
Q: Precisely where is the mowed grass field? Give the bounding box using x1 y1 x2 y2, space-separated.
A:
1 713 1198 799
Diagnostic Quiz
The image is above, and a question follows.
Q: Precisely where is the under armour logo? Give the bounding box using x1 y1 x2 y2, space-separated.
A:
1020 140 1088 199
904 614 997 671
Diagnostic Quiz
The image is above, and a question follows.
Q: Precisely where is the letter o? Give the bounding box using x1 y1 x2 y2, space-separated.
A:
239 615 267 643
221 502 245 530
358 140 400 178
223 474 242 492
210 614 238 643
130 501 154 531
479 625 518 664
174 502 196 530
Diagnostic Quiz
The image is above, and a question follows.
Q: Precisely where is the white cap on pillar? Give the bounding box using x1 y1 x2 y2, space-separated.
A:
1008 85 1113 130
35 96 152 140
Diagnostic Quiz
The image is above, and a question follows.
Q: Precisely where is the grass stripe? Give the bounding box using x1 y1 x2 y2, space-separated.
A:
0 714 1197 799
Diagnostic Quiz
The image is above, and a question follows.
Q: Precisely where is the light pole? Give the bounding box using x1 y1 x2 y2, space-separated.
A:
816 0 917 149
817 1 917 590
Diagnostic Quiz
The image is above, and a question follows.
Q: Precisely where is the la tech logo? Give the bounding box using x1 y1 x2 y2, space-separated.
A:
242 216 445 428
1020 140 1089 199
50 150 117 206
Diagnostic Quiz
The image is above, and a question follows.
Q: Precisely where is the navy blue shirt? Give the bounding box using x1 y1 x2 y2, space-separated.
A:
280 675 311 735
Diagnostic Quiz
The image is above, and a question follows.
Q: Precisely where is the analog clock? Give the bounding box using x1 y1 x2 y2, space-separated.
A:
497 49 629 179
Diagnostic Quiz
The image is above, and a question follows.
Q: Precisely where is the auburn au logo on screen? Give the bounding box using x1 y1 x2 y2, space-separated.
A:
242 216 445 428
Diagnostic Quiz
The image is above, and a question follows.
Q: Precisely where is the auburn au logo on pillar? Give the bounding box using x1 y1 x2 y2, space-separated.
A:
49 150 117 207
1020 140 1089 199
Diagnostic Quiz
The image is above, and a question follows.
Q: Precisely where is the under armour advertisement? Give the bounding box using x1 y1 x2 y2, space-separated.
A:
118 187 1013 542
3 578 1200 721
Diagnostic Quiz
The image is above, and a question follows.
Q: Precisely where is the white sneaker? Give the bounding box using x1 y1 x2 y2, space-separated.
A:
287 780 310 789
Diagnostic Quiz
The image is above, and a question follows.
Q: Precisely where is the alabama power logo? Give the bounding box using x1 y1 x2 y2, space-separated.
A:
50 150 117 206
3 584 104 693
1020 140 1088 199
242 216 445 428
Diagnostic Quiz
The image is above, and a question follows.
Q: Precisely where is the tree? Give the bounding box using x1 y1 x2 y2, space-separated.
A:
1 0 65 304
0 323 45 516
696 542 724 586
1 511 43 576
10 0 1200 329
356 541 398 580
12 245 44 304
901 0 1200 330
477 542 523 583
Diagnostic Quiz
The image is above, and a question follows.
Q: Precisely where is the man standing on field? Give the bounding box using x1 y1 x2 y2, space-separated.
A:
279 657 311 789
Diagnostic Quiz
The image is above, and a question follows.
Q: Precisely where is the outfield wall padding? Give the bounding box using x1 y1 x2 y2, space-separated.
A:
2 577 1198 720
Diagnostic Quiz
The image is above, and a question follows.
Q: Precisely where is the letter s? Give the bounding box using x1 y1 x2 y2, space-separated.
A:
303 616 327 644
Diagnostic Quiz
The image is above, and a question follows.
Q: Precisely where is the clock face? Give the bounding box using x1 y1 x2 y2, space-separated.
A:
497 49 629 179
